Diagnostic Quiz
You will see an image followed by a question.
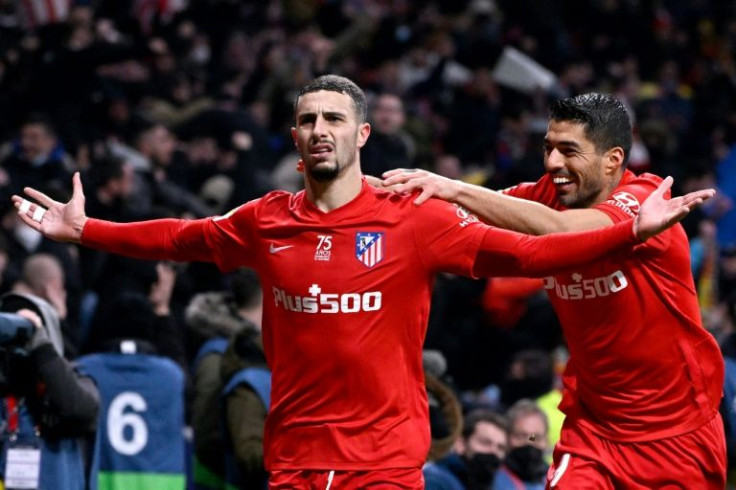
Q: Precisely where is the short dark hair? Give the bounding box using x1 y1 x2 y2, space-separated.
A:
22 113 57 138
294 75 368 123
549 93 632 166
89 155 126 188
462 409 509 439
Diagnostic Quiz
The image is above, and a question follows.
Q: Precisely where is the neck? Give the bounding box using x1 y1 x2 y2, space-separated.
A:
304 162 364 212
590 172 625 207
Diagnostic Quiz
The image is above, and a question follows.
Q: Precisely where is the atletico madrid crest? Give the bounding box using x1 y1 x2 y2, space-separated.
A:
355 232 385 268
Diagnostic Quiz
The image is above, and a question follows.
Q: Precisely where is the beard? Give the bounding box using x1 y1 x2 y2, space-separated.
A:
559 191 595 209
560 179 607 209
306 152 355 182
557 156 613 208
309 163 341 182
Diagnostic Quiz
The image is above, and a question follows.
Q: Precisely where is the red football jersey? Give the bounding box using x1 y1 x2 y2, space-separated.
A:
506 170 725 441
82 180 640 469
216 183 487 470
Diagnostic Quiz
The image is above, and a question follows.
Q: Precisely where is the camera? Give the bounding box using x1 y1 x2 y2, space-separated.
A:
0 312 35 346
0 312 36 396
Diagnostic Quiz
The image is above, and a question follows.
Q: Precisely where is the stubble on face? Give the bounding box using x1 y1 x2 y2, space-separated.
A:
294 91 361 183
307 132 358 182
557 157 607 209
546 121 611 209
308 163 340 182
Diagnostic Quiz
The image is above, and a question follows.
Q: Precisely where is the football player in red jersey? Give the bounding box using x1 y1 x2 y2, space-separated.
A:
383 93 726 489
13 79 713 489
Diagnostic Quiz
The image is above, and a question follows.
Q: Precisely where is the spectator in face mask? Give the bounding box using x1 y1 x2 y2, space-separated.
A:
499 349 564 454
492 399 549 490
424 409 509 490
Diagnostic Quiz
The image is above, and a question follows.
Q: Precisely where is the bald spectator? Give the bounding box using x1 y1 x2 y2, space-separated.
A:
17 253 67 318
12 253 82 357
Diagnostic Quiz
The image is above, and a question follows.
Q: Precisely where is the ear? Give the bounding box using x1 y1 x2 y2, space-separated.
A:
604 146 625 175
356 122 371 149
290 127 298 149
453 436 467 455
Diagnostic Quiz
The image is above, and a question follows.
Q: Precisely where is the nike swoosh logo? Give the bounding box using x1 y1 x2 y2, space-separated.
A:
269 244 294 254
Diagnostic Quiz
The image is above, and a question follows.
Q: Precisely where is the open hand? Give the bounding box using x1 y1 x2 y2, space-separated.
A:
634 176 715 241
11 172 88 244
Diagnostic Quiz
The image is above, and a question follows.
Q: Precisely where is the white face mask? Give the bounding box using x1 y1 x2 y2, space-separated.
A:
14 223 42 252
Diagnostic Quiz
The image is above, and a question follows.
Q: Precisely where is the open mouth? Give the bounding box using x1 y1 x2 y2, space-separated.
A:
552 175 575 190
310 144 333 159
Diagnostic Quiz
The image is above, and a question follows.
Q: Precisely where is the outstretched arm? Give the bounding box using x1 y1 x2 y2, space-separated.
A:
12 173 216 263
382 169 714 235
473 177 713 277
382 168 606 234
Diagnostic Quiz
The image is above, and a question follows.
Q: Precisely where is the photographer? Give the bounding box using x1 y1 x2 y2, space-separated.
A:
0 292 100 490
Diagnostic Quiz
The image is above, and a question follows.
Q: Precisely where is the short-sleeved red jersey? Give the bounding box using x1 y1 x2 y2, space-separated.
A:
506 170 725 441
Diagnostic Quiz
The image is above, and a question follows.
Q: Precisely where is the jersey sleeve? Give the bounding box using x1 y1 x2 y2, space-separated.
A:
207 201 260 271
502 182 536 199
472 220 639 278
502 175 559 207
409 198 487 276
594 173 671 253
81 200 260 271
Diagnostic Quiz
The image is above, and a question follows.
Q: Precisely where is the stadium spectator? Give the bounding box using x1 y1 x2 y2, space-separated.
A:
424 409 509 490
492 399 548 490
361 92 415 177
0 114 73 204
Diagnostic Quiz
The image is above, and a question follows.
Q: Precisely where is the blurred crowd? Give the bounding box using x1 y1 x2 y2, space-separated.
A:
0 0 735 487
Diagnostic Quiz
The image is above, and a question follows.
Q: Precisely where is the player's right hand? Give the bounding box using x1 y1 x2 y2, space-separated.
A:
381 168 463 205
11 172 88 244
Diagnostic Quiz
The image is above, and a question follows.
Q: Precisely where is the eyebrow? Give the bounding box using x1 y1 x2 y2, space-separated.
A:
297 110 348 123
324 110 346 118
545 138 583 149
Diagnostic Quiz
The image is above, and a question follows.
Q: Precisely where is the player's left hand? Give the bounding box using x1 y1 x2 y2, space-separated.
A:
634 176 715 241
